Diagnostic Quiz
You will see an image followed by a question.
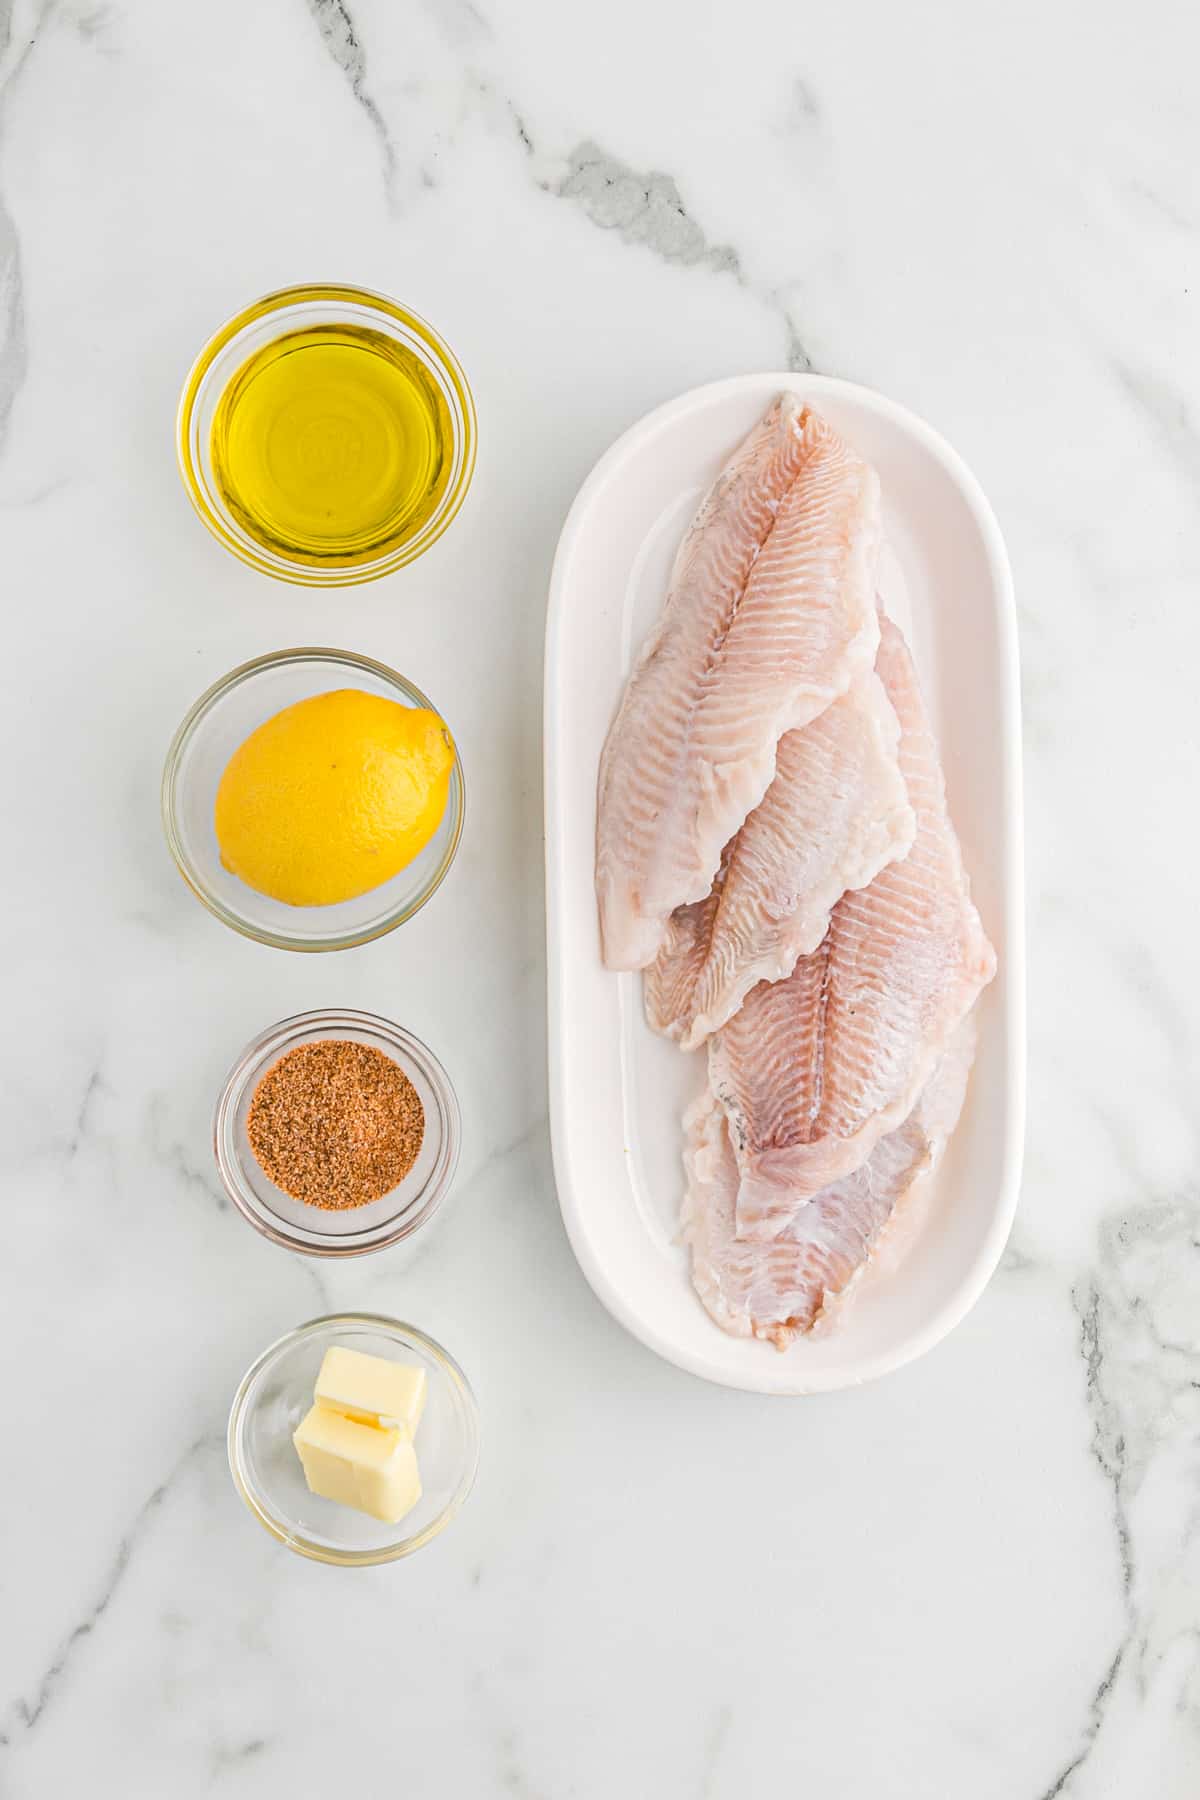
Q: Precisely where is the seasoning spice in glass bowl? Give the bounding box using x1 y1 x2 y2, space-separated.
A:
247 1040 426 1210
214 1010 460 1255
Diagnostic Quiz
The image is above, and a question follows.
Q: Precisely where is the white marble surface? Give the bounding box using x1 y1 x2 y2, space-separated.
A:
1 0 1197 1793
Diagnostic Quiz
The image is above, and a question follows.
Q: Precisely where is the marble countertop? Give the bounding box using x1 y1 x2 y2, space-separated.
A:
2 0 1197 1794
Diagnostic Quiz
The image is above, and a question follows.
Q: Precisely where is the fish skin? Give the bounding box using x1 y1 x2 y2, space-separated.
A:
644 671 915 1048
709 614 996 1239
596 399 881 971
683 1017 977 1348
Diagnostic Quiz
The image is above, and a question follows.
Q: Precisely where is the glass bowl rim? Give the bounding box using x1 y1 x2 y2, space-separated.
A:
175 281 478 586
227 1311 480 1566
160 645 465 952
212 1006 462 1256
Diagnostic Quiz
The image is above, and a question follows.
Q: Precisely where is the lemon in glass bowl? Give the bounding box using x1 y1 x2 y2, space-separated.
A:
162 648 465 952
215 689 455 907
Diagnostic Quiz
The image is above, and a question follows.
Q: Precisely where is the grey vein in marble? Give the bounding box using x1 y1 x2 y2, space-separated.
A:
210 1736 269 1777
1114 938 1200 1076
999 1240 1037 1276
550 140 812 371
556 140 740 274
1039 1643 1127 1800
305 0 397 198
506 96 533 156
296 1252 333 1314
466 76 533 164
1126 175 1198 237
420 0 490 49
0 0 37 456
455 1110 547 1202
71 5 110 45
0 1433 220 1749
0 180 23 453
1041 1194 1200 1793
699 1703 734 1799
15 1050 107 1168
492 1725 547 1800
141 1095 333 1312
144 1091 228 1215
67 1061 104 1160
785 75 822 128
1112 359 1200 492
1031 1288 1135 1798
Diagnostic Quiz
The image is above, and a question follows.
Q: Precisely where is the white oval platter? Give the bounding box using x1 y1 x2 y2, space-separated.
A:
544 374 1025 1395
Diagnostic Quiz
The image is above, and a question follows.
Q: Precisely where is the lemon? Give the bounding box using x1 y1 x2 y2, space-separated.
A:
215 689 455 907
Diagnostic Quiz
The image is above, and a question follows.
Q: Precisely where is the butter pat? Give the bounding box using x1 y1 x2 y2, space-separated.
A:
294 1343 429 1525
292 1405 422 1524
314 1345 428 1435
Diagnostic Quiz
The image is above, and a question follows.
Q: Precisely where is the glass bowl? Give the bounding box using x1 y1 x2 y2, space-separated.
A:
214 1009 461 1255
228 1314 479 1565
162 647 464 951
177 283 476 584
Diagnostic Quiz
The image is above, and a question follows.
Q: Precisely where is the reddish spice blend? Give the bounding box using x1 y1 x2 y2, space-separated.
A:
247 1039 424 1210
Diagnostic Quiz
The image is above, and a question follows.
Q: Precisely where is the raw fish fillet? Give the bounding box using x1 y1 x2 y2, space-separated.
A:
683 1018 977 1348
644 672 915 1047
710 614 996 1238
596 399 881 970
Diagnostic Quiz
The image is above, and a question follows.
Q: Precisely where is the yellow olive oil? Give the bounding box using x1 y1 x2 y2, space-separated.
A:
209 324 453 568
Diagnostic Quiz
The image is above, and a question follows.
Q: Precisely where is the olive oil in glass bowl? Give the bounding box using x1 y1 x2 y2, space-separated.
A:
177 286 476 585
